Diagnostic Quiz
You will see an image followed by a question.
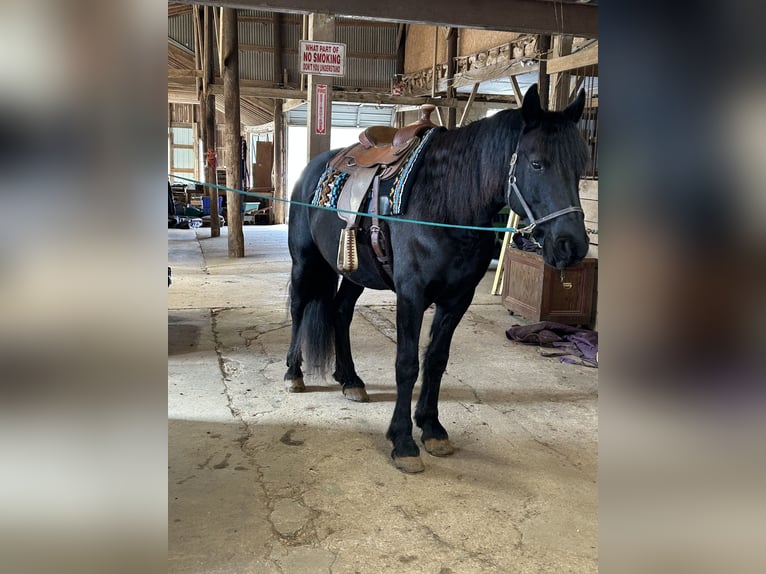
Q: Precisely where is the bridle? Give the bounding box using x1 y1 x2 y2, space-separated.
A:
505 135 583 236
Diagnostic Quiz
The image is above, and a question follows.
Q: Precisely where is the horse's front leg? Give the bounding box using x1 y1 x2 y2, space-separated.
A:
415 291 474 456
333 278 368 402
386 292 427 473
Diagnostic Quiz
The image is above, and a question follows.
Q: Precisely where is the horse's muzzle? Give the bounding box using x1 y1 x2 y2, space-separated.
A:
549 233 589 269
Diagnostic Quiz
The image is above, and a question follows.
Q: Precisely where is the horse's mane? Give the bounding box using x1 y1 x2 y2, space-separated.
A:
414 108 587 225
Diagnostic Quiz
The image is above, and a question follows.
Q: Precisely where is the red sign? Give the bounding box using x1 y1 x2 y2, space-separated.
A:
315 84 327 135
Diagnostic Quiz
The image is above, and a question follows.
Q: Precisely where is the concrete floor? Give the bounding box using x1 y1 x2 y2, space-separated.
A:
168 225 597 574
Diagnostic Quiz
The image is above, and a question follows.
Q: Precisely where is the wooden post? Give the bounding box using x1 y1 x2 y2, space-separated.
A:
457 82 479 128
537 34 551 110
395 24 406 78
445 27 457 129
203 6 220 237
223 7 244 257
205 93 219 237
510 75 523 108
431 26 438 98
273 99 286 224
306 14 335 161
299 15 308 93
273 12 283 86
550 35 574 110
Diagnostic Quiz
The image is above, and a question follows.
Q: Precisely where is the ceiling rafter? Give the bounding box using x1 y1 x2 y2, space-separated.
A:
170 0 598 38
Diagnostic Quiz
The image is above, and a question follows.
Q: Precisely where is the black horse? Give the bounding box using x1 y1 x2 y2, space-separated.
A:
284 84 589 472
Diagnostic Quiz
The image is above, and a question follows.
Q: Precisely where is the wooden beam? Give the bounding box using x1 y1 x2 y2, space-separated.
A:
282 98 305 113
214 7 224 75
546 41 598 75
446 27 458 129
457 82 479 128
454 60 537 89
168 41 195 69
200 6 219 238
491 212 519 295
223 7 244 257
396 23 406 78
273 12 283 86
273 99 286 224
510 75 523 107
168 69 202 78
431 26 438 98
205 92 220 238
192 7 204 97
168 3 192 18
172 0 598 38
203 5 214 89
433 105 443 126
550 35 574 111
181 80 519 107
537 34 551 110
306 13 334 161
570 76 585 100
299 15 308 93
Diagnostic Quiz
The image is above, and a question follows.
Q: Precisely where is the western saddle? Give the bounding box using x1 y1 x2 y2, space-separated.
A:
329 105 437 273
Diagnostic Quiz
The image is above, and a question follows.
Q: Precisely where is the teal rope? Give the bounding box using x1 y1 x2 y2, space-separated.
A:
170 174 518 234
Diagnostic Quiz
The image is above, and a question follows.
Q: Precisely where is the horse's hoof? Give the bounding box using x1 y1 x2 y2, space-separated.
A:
423 438 455 457
284 378 305 393
393 456 425 474
342 386 369 402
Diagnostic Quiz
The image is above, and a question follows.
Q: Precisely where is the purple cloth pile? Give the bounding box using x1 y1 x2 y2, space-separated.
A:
505 321 598 368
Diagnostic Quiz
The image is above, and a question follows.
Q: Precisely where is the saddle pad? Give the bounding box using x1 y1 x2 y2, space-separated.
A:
311 167 349 208
388 127 441 214
311 127 443 214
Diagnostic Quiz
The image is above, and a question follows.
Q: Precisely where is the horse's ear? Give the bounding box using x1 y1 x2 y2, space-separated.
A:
563 89 586 123
521 83 542 125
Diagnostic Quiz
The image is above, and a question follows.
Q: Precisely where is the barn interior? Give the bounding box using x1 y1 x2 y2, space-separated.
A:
168 1 599 572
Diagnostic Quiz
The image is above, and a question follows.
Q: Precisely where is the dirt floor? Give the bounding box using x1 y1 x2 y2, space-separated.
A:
168 224 597 574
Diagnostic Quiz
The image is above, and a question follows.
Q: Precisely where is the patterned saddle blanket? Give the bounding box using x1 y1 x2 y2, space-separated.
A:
311 125 441 217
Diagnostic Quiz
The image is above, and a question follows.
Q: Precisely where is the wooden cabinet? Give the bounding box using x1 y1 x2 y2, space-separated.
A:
501 248 598 329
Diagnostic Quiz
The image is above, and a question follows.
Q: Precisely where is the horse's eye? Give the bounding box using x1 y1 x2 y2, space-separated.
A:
530 161 543 171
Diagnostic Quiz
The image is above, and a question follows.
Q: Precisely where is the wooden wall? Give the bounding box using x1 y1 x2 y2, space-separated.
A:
580 179 599 254
404 25 522 73
168 103 196 124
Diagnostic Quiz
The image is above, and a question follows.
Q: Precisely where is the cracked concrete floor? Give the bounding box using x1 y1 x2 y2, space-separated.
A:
168 225 597 573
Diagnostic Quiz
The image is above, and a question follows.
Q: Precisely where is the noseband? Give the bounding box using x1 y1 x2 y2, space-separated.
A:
506 136 583 235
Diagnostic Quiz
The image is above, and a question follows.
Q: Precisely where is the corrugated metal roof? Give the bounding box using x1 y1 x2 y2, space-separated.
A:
168 13 194 52
238 9 275 18
283 52 299 85
339 57 396 90
239 20 273 46
239 49 274 81
336 24 397 54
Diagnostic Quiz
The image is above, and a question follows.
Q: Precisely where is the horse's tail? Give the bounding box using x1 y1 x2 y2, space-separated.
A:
289 263 337 378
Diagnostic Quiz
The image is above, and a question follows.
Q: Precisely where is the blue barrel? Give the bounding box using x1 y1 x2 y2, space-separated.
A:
201 196 223 215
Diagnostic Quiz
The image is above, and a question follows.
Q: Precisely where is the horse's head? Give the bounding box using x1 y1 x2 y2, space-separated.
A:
508 84 590 269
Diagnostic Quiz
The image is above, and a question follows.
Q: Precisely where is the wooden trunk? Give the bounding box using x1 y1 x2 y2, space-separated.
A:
501 248 598 329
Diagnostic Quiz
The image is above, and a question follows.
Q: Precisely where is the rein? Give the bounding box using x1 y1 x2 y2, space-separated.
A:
505 135 583 236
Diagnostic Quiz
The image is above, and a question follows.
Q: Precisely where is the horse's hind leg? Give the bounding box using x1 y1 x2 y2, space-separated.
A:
285 241 338 391
415 293 474 456
284 279 307 392
333 278 369 402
